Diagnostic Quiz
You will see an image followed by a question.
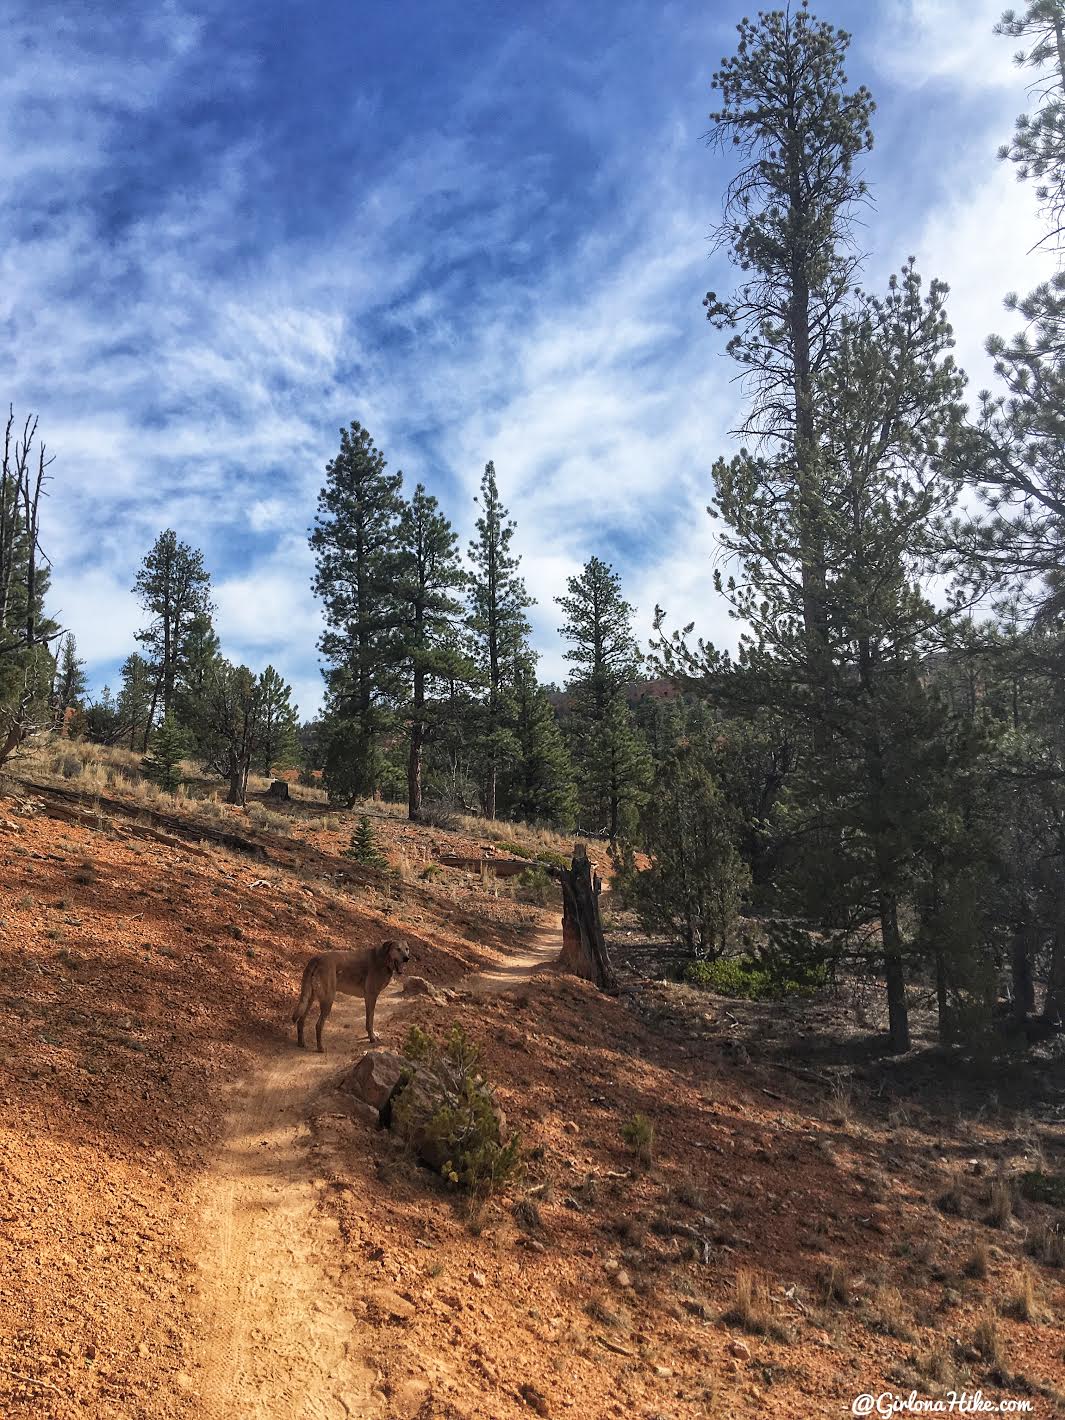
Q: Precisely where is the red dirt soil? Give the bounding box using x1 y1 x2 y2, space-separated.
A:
2 774 1064 1418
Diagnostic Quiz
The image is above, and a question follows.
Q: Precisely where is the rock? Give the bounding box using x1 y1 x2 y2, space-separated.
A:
390 1379 431 1417
469 1269 487 1287
614 1269 633 1289
519 1382 550 1415
340 1051 408 1111
729 1338 751 1362
367 1288 417 1323
652 1365 673 1378
562 1120 579 1135
400 975 444 1001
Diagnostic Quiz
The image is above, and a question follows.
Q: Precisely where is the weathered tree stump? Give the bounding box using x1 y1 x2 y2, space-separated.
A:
266 779 290 801
552 843 616 992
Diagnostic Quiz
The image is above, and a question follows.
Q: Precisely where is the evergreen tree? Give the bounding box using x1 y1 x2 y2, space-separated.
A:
556 557 647 837
998 0 1065 244
311 422 404 803
133 530 213 724
254 665 299 776
704 2 875 740
83 686 121 744
346 813 387 868
117 653 154 752
54 634 88 717
394 484 472 820
467 461 532 819
198 659 264 806
626 704 750 957
143 712 189 793
499 655 577 827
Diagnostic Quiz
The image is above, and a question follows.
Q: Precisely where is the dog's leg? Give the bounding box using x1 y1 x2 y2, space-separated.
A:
365 990 379 1045
315 996 333 1053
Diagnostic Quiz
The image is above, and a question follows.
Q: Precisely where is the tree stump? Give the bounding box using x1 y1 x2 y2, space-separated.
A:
266 779 290 801
552 843 617 992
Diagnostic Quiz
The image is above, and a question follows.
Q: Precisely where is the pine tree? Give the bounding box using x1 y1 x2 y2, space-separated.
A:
467 461 532 819
346 814 387 868
84 686 121 744
394 484 472 820
133 530 213 724
704 3 875 741
54 634 88 717
254 665 299 776
556 557 647 837
998 1 1065 244
143 712 189 793
311 422 404 803
499 655 577 827
627 705 750 957
117 653 154 752
198 659 264 806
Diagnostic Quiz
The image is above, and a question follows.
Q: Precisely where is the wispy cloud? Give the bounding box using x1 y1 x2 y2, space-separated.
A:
1 0 1047 712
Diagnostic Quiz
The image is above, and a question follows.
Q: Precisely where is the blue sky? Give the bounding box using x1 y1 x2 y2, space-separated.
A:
2 0 1052 717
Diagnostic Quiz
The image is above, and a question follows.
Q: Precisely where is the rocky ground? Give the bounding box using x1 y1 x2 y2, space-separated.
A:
2 744 1064 1418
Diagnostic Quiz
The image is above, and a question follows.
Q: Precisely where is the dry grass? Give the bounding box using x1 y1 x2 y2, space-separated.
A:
986 1177 1015 1230
1002 1269 1038 1323
722 1269 790 1342
962 1240 990 1279
820 1261 854 1306
865 1284 914 1341
972 1310 1005 1369
1026 1221 1065 1268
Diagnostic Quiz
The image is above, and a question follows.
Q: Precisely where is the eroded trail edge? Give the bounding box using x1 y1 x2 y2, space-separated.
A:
192 927 559 1420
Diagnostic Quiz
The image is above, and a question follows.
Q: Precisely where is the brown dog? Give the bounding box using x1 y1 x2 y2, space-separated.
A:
292 939 410 1052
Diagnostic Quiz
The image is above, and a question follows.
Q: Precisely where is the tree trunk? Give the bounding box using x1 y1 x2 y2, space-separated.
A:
484 764 497 823
1011 924 1036 1024
553 844 616 991
880 890 910 1053
408 720 425 821
227 761 244 806
935 950 953 1044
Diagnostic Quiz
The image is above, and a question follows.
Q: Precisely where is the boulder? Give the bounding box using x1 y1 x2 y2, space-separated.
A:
340 1050 408 1111
400 975 446 1002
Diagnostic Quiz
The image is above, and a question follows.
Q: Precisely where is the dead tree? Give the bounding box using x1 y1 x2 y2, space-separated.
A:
0 408 59 767
551 843 617 991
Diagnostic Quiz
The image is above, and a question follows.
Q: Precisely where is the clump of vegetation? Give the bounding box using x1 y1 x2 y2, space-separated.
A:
142 714 190 793
346 814 387 868
820 1262 854 1306
534 849 569 872
972 1310 1005 1368
516 864 554 904
683 955 826 1000
418 804 458 831
722 1268 790 1341
1003 1269 1038 1323
1018 1170 1065 1207
390 1024 521 1193
620 1112 654 1167
1026 1222 1065 1268
963 1241 990 1279
495 838 532 859
986 1177 1015 1230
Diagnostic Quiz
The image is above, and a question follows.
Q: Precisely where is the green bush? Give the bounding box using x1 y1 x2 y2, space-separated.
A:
392 1025 522 1193
516 865 554 903
683 956 826 1000
495 838 532 859
621 1111 654 1166
535 849 569 871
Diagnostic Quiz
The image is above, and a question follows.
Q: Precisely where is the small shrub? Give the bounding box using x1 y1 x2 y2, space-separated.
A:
722 1269 789 1341
346 815 387 868
621 1112 654 1167
683 955 827 1001
1026 1221 1065 1268
60 752 83 779
867 1285 914 1340
986 1178 1015 1229
420 864 442 881
963 1241 990 1279
535 849 569 872
820 1262 853 1306
972 1310 1005 1368
517 865 554 904
419 805 458 831
1003 1269 1037 1322
495 838 532 859
390 1024 521 1193
1018 1170 1065 1207
512 1197 543 1233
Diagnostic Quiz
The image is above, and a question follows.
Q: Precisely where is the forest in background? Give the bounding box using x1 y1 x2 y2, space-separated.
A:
4 1 1065 1057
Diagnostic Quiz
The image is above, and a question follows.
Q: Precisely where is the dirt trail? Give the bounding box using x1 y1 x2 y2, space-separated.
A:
192 924 559 1420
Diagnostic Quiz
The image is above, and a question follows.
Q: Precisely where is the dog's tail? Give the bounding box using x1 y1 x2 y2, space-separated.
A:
292 957 318 1022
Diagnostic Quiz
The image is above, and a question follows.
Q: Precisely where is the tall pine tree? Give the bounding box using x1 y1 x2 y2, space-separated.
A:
311 422 404 804
467 461 531 819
